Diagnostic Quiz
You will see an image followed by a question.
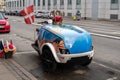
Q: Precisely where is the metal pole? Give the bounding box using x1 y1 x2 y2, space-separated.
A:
84 0 86 20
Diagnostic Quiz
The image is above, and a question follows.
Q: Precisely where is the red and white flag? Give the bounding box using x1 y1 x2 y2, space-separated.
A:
20 5 34 24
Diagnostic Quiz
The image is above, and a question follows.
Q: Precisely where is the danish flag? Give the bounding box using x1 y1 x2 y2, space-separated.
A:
20 5 34 24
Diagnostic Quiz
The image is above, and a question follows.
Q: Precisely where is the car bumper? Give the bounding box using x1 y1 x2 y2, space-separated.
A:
57 50 94 63
0 28 10 33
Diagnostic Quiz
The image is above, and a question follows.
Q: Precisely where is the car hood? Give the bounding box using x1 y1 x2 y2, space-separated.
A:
63 32 92 54
0 20 6 24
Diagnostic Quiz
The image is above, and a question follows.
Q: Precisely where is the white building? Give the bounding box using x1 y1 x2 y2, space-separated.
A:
5 0 120 21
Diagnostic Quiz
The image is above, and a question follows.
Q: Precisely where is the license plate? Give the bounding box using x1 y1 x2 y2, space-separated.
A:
0 26 3 28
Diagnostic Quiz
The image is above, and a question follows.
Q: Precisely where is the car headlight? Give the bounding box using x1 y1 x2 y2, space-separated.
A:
5 21 10 26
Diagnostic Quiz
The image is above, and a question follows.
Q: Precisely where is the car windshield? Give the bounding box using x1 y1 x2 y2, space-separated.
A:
0 13 5 20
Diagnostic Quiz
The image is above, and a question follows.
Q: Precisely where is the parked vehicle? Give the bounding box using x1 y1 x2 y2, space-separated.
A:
0 12 11 33
35 11 43 18
12 11 17 15
42 12 53 19
9 10 13 15
5 10 10 15
32 23 94 72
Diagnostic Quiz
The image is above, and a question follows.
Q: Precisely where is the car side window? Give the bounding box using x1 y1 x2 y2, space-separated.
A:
43 30 62 43
38 29 45 40
0 13 4 19
43 30 54 40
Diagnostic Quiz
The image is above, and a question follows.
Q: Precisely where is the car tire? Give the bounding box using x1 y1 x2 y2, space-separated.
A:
41 47 57 72
35 40 40 55
81 57 92 66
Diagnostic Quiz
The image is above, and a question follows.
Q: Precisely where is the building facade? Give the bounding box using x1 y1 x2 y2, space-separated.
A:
5 0 120 21
0 0 5 12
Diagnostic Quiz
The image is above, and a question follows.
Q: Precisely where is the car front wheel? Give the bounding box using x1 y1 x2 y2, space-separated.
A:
41 48 57 72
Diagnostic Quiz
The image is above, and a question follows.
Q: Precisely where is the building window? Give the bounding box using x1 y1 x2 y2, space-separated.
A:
17 1 19 7
68 0 72 5
23 0 24 6
67 13 72 17
110 14 118 20
15 1 16 7
110 0 119 10
43 0 45 6
67 0 72 9
76 0 81 9
5 2 7 7
111 0 118 3
53 0 57 6
76 0 81 5
60 0 64 5
48 0 51 6
60 0 64 9
53 0 57 9
38 0 40 6
20 0 21 7
48 0 51 10
34 0 36 6
12 1 14 7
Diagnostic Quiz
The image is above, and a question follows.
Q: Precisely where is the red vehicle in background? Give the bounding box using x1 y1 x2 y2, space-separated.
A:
0 12 10 33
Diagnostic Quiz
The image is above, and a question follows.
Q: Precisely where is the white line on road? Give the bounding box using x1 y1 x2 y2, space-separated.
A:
107 77 117 80
90 32 120 40
93 61 120 73
112 32 120 34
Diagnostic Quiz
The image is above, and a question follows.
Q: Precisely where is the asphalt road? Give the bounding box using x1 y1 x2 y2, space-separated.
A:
1 16 120 80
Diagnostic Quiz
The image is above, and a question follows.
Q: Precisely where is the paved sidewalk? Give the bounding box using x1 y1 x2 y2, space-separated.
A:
63 17 120 26
0 59 17 80
0 59 38 80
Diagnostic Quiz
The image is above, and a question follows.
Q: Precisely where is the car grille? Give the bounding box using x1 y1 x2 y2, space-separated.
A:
67 56 89 65
0 28 4 30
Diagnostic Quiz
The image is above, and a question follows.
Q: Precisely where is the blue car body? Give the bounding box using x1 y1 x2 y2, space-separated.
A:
32 24 94 64
43 24 92 54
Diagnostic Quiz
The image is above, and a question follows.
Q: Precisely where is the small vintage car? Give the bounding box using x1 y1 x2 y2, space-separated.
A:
32 24 94 71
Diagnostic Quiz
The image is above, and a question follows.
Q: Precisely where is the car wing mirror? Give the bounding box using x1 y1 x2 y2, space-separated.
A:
5 17 8 20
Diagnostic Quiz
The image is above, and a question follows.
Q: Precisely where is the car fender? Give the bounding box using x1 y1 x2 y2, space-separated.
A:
41 43 61 63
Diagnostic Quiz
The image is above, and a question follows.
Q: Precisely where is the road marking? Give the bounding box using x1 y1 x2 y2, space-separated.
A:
12 20 17 22
112 32 120 34
107 77 118 80
16 51 37 54
93 61 120 73
91 32 120 40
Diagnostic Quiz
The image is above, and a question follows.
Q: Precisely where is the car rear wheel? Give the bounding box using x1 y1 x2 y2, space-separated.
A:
41 48 57 72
